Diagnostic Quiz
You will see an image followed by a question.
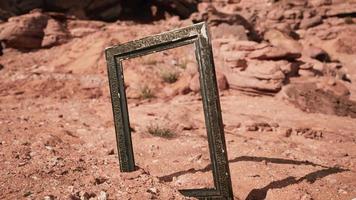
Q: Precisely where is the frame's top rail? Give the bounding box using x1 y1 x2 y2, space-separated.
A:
105 22 206 57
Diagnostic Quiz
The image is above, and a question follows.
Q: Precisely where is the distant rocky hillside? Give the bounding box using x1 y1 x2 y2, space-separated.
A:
0 0 199 22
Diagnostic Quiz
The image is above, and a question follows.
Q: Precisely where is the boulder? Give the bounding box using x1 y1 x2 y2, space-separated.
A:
0 0 44 14
67 20 105 38
0 10 73 50
225 58 248 71
308 0 332 7
281 81 356 118
232 40 263 51
299 63 313 70
298 69 316 77
248 46 301 60
264 29 303 54
0 0 198 21
41 18 69 48
317 78 350 97
226 74 283 93
153 0 198 19
335 34 356 55
191 4 260 41
299 15 322 29
211 23 248 40
302 45 330 62
267 8 284 21
85 0 123 21
298 57 325 71
283 9 303 20
0 11 48 49
283 0 307 7
243 60 287 80
225 60 290 93
324 2 356 17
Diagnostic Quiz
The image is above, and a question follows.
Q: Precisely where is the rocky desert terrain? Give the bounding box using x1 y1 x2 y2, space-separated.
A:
0 0 356 199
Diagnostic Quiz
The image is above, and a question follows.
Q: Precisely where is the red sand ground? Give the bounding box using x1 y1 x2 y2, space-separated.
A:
1 3 356 200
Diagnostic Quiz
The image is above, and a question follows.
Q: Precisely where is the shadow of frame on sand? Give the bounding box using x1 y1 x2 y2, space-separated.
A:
157 156 349 200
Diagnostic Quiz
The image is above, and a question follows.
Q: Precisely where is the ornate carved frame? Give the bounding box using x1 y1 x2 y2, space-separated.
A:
105 22 233 199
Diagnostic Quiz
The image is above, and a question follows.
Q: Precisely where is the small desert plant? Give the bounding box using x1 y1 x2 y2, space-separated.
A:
139 85 155 99
160 70 180 83
147 124 175 138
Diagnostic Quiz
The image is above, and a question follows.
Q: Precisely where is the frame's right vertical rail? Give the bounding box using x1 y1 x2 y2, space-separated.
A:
195 23 234 199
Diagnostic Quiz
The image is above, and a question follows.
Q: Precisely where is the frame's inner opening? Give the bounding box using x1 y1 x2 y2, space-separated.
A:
121 43 215 190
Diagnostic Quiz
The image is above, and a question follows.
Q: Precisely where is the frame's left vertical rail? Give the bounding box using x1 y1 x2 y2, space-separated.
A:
105 51 135 172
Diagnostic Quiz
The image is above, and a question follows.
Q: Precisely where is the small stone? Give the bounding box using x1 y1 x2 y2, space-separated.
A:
79 191 95 200
338 188 347 194
245 125 258 132
280 63 292 74
312 61 324 71
270 123 279 128
80 192 90 200
300 193 313 200
23 191 32 197
262 160 268 165
300 15 322 29
68 193 78 200
327 79 336 86
94 176 108 185
97 191 108 200
147 187 158 195
227 59 248 70
120 168 145 180
298 69 315 77
107 149 115 155
68 186 74 193
299 63 313 70
309 0 332 7
267 8 284 20
262 126 273 132
284 128 293 137
44 195 55 200
303 46 329 62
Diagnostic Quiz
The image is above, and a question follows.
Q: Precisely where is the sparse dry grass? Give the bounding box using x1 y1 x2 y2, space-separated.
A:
139 85 155 99
160 70 180 83
147 124 175 138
